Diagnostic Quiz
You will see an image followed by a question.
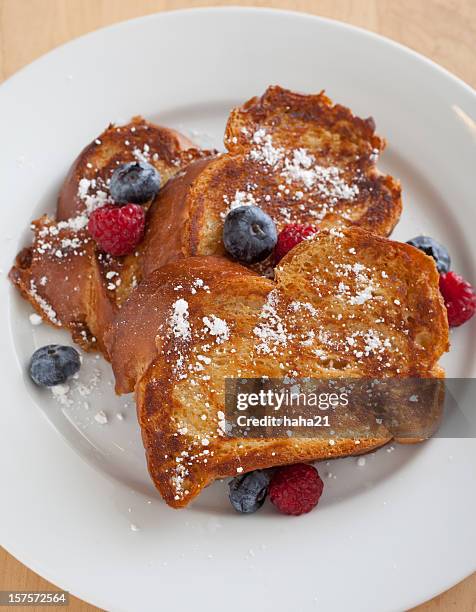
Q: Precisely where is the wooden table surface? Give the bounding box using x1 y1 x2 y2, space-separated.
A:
0 1 475 610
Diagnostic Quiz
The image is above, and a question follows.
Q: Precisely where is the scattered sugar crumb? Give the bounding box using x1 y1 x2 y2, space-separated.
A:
94 410 108 425
51 384 70 396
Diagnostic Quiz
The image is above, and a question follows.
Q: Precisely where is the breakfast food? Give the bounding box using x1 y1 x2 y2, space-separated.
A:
109 161 162 205
407 236 475 327
29 345 81 387
439 271 476 326
222 205 278 263
10 87 402 357
228 470 270 514
87 203 146 257
136 86 402 274
406 235 451 274
105 227 448 508
274 223 319 264
12 86 473 514
269 464 324 516
9 118 213 353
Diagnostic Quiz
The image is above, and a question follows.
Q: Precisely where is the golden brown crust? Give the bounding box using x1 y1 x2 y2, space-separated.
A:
57 117 196 220
107 228 448 508
225 86 381 151
10 219 115 353
104 256 251 393
277 226 450 374
221 86 402 237
142 86 402 270
139 378 390 507
138 158 216 277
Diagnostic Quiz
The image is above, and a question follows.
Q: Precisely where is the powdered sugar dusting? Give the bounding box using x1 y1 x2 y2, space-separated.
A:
249 130 284 167
222 189 258 214
281 148 359 202
170 299 191 340
202 315 230 343
77 177 109 215
253 290 288 354
171 463 189 501
29 280 61 325
333 262 377 307
221 128 362 226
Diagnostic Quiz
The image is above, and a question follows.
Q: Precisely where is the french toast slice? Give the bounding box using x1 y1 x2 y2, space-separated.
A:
138 86 402 273
9 118 213 353
105 227 449 508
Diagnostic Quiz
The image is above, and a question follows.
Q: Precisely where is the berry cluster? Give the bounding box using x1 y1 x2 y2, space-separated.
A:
406 236 475 327
88 161 161 256
228 463 324 516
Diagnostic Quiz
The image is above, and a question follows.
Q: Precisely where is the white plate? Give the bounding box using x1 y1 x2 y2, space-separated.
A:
1 8 475 612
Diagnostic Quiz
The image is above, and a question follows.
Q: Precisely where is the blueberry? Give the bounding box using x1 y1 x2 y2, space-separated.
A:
29 345 81 387
228 470 270 513
406 236 451 273
223 206 277 264
109 161 161 204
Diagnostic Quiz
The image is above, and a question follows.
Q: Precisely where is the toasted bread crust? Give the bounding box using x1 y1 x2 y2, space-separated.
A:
57 117 195 220
107 228 448 508
222 87 402 237
133 258 392 507
139 370 390 507
226 86 380 150
10 218 115 353
138 158 216 277
143 86 402 270
105 256 250 393
278 227 450 373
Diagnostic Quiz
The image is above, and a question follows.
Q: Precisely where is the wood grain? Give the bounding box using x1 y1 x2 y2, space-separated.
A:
0 1 474 611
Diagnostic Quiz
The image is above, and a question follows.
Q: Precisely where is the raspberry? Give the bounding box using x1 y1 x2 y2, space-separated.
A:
269 463 323 515
88 204 145 256
439 271 476 327
274 224 318 264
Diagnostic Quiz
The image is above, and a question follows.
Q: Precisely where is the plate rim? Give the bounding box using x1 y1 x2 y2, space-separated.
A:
2 6 475 97
1 7 475 612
